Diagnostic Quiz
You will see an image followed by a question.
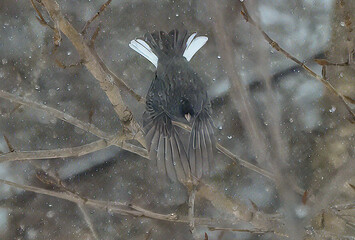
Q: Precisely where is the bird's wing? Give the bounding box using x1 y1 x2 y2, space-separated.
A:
143 111 190 182
188 109 216 179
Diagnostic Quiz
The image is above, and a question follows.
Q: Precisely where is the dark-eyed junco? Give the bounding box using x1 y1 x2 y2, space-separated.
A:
130 30 215 182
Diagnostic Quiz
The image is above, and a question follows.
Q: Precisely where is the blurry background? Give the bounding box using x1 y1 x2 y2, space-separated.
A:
0 0 354 239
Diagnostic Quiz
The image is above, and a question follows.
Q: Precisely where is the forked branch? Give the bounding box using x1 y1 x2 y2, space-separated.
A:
38 0 146 147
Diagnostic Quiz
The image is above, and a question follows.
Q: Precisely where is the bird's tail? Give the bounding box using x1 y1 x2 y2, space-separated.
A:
129 30 208 68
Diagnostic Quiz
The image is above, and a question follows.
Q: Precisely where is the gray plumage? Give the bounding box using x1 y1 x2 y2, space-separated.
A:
131 30 215 182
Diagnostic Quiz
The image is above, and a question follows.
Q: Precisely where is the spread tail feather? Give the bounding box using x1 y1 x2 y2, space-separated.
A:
129 30 208 67
129 39 158 67
183 33 208 61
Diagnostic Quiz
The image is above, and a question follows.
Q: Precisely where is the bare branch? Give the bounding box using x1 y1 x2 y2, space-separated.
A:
0 178 211 225
0 139 109 163
0 89 149 161
78 204 100 240
314 58 349 66
81 0 112 35
0 178 179 221
173 121 276 182
0 136 148 163
35 166 100 240
0 86 275 188
39 0 146 147
29 0 54 30
188 185 197 233
0 178 283 235
29 1 280 186
206 0 269 165
55 58 84 69
310 157 355 220
240 2 355 122
198 183 281 232
3 135 15 153
208 226 288 237
89 24 101 48
308 229 355 240
0 90 111 139
216 143 275 181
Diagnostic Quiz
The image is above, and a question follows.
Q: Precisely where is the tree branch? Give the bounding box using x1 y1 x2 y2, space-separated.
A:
0 178 283 235
240 2 355 122
173 121 276 182
0 135 148 163
39 0 146 147
34 165 100 240
81 0 112 34
0 178 222 225
208 226 288 238
0 90 110 140
198 183 281 233
29 0 281 185
0 86 273 188
0 139 108 163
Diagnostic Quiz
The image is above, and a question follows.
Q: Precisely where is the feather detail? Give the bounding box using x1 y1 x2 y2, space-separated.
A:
131 31 207 65
143 111 190 182
185 33 197 49
183 34 208 61
129 39 158 67
188 109 215 178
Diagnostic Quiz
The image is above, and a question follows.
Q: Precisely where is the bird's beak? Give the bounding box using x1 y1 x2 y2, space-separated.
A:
184 113 191 122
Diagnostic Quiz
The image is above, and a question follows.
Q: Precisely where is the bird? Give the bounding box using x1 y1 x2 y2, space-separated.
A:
129 29 215 182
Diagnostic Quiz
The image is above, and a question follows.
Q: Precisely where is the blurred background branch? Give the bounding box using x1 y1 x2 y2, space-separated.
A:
0 0 353 239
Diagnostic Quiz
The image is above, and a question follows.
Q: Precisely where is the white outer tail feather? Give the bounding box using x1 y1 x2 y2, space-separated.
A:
129 39 158 67
129 33 208 68
183 33 208 61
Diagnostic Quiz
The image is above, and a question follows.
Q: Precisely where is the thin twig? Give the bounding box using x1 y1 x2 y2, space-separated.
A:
34 165 100 240
0 86 274 187
3 136 15 152
39 0 146 147
81 0 112 34
208 226 288 237
0 177 284 235
0 178 179 222
90 49 146 105
144 228 153 240
89 24 101 48
0 178 257 227
188 185 197 233
30 0 278 182
29 0 54 30
53 20 61 46
197 183 278 232
55 58 84 69
314 58 349 66
207 0 269 166
216 143 275 181
0 85 272 187
78 204 100 240
0 90 110 139
240 2 355 122
0 139 109 163
0 136 148 163
172 121 275 182
309 157 355 227
0 89 148 161
308 229 355 240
